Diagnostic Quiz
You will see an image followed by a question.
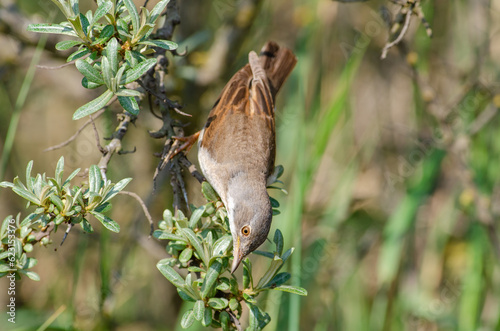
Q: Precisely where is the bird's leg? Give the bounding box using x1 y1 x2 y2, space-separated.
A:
166 131 201 161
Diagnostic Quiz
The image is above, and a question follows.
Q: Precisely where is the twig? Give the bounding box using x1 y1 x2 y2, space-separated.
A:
227 309 242 331
381 5 413 59
178 155 205 183
44 109 106 152
117 191 155 237
90 114 106 154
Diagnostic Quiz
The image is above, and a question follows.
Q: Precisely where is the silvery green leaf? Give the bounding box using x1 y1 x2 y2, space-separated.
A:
68 15 86 40
19 270 40 281
118 96 140 115
246 302 271 330
188 205 205 228
180 228 207 266
212 235 232 256
82 77 103 89
150 0 170 23
12 186 40 205
27 23 77 37
179 247 193 264
208 297 228 310
261 272 291 289
55 157 64 185
101 57 113 88
25 160 34 191
180 310 195 329
55 40 82 50
116 18 131 40
177 288 196 302
92 24 115 45
120 58 157 84
105 37 119 75
157 260 185 287
88 165 102 194
49 0 72 18
67 48 90 62
153 231 186 242
101 177 132 203
72 89 113 120
69 0 79 15
220 311 230 331
200 259 222 299
138 40 178 50
272 285 308 296
193 300 205 321
79 13 90 36
92 1 113 27
202 307 212 327
281 247 294 262
75 59 104 85
63 168 80 187
133 23 154 43
116 89 141 97
122 0 140 33
89 211 120 233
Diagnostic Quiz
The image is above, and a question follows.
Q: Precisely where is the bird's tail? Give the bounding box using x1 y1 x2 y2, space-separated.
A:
259 41 297 98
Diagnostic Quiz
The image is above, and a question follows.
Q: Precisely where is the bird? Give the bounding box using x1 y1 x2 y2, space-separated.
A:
197 41 297 273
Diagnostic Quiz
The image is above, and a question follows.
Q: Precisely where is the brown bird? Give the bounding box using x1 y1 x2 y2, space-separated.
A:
198 41 297 273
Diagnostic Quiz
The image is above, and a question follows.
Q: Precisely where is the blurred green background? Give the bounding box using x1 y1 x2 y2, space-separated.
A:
1 0 500 330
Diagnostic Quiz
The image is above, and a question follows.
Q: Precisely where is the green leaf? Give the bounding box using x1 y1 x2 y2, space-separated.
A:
180 309 195 329
92 1 113 27
138 40 178 50
212 235 232 256
262 272 291 288
120 58 157 85
73 89 113 120
122 0 140 33
79 13 90 36
12 186 40 205
55 40 82 50
27 23 77 36
117 96 140 115
63 168 81 187
75 59 104 85
67 48 90 62
153 231 186 242
69 0 79 15
229 297 239 311
179 247 193 264
116 89 141 97
253 250 274 259
133 23 155 42
193 300 205 321
273 229 284 256
281 247 294 262
269 196 280 208
220 311 230 331
180 228 207 266
82 77 103 89
202 306 212 327
54 156 64 186
150 0 170 23
157 260 185 288
177 288 196 302
201 259 222 299
0 181 14 188
89 211 120 233
201 182 219 202
101 178 132 203
105 37 119 75
19 270 40 281
188 206 205 228
80 218 94 232
273 285 308 296
246 302 271 330
208 297 228 310
88 165 102 194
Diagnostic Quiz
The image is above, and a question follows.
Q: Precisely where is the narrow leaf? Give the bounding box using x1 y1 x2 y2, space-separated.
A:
72 89 113 120
273 285 308 296
75 59 104 84
193 300 205 321
201 260 222 298
120 58 157 84
180 310 195 329
150 0 170 23
122 0 140 33
67 48 90 62
88 165 102 193
117 96 140 115
139 39 178 50
188 206 205 228
89 211 120 233
55 40 82 50
180 228 207 266
156 261 185 287
27 23 77 37
92 1 113 26
101 177 132 203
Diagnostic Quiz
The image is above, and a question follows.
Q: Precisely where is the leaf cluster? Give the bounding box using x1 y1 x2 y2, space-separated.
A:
154 167 307 330
0 157 131 280
27 0 177 119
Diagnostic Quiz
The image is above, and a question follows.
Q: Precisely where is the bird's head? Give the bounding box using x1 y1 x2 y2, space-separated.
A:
227 192 272 273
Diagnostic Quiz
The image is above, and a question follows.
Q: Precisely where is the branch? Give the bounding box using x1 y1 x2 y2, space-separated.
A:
117 191 155 237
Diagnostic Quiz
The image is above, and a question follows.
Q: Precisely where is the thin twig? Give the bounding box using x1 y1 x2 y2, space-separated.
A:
90 114 106 153
178 155 205 183
117 190 155 237
44 109 106 152
227 309 242 331
381 4 413 59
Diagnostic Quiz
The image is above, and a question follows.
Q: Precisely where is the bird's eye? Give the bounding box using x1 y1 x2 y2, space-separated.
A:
241 226 251 237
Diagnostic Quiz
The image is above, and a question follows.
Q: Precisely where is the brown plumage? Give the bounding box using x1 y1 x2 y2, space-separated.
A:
198 41 297 272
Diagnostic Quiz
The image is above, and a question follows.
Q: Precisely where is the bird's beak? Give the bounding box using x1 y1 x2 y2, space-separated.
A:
231 237 244 273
